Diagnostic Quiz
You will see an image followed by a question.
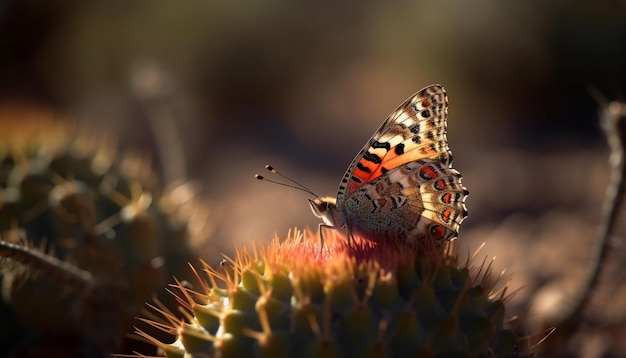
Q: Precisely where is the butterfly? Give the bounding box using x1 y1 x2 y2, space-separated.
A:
257 84 468 248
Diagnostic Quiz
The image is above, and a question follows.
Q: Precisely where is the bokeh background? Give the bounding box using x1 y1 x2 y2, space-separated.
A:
2 1 626 356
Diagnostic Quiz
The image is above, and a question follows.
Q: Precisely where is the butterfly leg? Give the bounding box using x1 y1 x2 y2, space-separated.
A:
318 224 354 251
318 223 333 253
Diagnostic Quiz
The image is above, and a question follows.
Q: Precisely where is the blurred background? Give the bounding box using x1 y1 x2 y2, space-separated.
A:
1 1 626 356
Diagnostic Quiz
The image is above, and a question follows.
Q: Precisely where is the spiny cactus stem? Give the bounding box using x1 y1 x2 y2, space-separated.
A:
0 239 93 292
140 302 182 336
552 101 626 327
168 277 196 310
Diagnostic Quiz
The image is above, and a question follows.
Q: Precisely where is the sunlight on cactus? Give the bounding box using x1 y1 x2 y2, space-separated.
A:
135 229 522 358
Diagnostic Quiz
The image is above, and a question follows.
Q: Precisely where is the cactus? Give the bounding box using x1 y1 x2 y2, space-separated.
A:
0 103 208 357
138 229 522 358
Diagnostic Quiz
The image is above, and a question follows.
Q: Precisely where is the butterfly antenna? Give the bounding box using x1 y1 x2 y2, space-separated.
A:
255 164 319 197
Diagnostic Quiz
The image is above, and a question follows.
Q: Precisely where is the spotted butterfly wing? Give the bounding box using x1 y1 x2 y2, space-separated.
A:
334 84 468 242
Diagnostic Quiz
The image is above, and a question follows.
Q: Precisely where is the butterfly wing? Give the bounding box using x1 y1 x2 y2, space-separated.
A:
336 84 453 204
342 158 468 241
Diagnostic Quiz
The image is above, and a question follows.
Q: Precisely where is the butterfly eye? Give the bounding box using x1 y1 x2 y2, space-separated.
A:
318 202 328 212
308 199 328 216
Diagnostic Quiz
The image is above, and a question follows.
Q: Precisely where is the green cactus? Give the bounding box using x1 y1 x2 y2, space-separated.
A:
138 230 523 358
0 104 208 357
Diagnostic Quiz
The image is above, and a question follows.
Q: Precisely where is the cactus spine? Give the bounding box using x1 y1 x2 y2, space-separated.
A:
138 230 521 358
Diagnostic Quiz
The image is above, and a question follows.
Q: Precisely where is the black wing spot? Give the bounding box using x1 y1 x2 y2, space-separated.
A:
390 196 398 209
372 141 391 151
412 135 421 144
356 162 372 173
351 176 363 183
421 109 431 118
409 123 420 134
394 143 405 155
381 166 389 174
363 151 382 164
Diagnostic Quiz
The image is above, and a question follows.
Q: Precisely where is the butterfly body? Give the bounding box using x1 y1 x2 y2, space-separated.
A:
309 84 468 246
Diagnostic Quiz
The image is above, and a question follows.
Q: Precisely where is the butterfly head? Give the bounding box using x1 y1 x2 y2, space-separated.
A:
308 196 342 227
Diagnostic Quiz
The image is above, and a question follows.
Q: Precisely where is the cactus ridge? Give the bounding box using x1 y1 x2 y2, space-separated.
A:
0 106 206 356
137 229 522 358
